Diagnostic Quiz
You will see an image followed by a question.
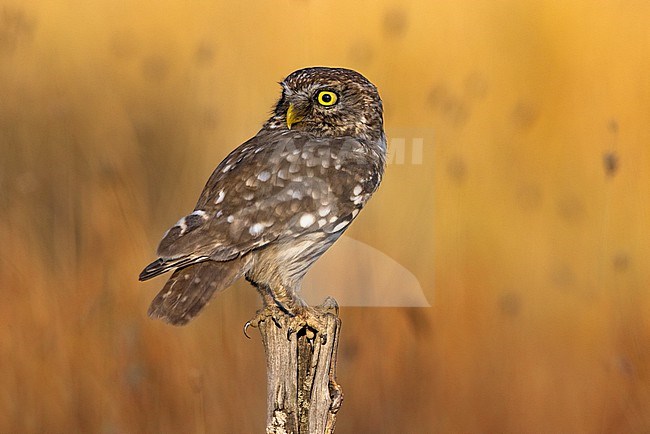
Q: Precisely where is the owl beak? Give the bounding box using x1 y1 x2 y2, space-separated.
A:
286 104 304 129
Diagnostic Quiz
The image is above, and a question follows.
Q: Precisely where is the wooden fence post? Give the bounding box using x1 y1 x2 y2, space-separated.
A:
249 305 343 433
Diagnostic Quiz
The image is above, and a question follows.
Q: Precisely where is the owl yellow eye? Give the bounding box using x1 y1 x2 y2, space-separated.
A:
317 91 338 107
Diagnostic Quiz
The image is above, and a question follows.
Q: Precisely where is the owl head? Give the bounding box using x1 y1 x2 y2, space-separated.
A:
266 67 384 142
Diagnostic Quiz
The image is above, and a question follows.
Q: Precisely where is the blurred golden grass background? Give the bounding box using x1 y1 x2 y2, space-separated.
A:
1 0 649 432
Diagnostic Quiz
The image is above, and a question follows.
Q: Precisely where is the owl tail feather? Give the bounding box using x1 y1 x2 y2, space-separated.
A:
138 256 201 281
147 256 251 326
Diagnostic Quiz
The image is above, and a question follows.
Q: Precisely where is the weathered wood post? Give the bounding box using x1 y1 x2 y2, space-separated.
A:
248 305 343 433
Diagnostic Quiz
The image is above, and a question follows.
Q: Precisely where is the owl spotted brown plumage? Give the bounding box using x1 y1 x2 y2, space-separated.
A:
139 67 386 326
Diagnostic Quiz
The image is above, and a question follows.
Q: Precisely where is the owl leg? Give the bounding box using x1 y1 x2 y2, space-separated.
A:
268 283 307 315
253 282 276 307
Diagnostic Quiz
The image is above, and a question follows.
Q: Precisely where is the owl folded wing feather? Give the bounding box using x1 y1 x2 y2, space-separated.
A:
147 134 378 266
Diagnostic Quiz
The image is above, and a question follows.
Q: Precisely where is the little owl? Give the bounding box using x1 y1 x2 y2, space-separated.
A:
139 67 386 327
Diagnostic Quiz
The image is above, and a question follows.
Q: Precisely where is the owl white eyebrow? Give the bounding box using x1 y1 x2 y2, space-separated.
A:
280 82 293 94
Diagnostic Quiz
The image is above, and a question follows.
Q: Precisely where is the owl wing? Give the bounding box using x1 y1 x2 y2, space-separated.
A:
140 130 384 280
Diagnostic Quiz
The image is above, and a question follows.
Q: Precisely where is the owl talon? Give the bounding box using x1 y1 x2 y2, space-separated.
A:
243 306 283 338
243 320 253 339
243 318 263 339
320 296 339 316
